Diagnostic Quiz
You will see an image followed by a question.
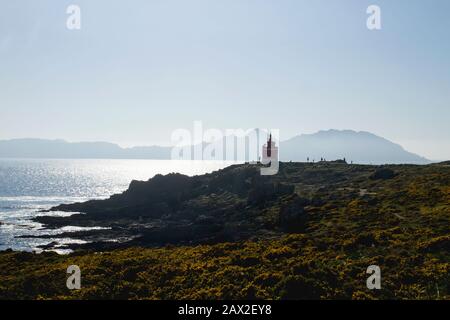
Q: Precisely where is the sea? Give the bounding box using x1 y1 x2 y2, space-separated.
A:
0 159 235 253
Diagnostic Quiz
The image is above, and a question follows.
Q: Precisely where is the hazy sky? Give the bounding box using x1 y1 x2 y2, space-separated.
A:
1 0 449 160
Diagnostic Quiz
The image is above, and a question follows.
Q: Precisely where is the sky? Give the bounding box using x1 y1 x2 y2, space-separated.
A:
0 0 449 160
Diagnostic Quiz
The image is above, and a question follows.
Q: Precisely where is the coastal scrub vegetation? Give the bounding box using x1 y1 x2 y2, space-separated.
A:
0 161 449 299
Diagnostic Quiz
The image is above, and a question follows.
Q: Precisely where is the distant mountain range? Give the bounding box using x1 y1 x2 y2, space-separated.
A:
280 130 430 164
0 130 431 164
0 139 171 160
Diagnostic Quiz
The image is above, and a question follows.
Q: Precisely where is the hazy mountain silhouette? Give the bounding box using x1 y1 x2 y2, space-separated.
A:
279 130 429 164
0 130 430 164
0 139 170 159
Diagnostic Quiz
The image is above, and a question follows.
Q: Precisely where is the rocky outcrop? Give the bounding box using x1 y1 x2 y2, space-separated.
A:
370 168 397 180
278 195 310 232
33 164 296 250
29 161 423 251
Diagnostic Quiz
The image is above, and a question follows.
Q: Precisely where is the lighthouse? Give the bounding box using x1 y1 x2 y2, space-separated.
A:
262 133 278 163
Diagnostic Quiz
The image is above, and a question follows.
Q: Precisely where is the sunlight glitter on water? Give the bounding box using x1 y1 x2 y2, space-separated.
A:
0 159 238 252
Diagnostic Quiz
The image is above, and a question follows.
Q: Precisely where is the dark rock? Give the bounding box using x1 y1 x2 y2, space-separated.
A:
28 162 408 251
278 195 310 232
370 168 397 180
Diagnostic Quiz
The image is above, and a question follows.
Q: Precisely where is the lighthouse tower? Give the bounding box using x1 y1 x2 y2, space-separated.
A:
262 133 278 163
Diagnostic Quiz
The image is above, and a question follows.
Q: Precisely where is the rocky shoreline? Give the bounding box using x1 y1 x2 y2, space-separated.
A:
2 161 449 299
15 161 448 253
26 163 296 251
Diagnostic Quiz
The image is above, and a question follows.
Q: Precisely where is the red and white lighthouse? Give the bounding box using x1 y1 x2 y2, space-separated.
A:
262 133 278 163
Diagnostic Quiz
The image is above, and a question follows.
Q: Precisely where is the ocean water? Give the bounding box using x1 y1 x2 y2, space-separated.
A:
0 159 235 253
